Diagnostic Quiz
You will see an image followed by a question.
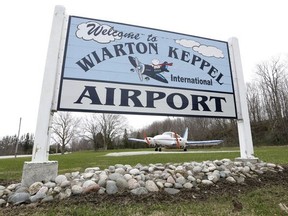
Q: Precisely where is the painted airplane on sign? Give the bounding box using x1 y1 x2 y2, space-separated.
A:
128 128 223 151
128 56 173 83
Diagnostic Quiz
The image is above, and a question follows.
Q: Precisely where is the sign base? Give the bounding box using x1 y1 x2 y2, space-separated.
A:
21 161 58 187
235 157 259 163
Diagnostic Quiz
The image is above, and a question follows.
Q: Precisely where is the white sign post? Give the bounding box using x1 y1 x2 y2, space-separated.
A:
21 5 67 186
228 37 258 161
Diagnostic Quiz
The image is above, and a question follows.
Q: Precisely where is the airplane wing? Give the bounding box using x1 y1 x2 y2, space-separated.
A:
128 138 147 143
143 71 168 83
186 140 223 146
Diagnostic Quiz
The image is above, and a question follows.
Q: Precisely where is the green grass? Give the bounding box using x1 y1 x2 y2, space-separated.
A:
0 146 287 182
5 184 287 216
0 146 288 215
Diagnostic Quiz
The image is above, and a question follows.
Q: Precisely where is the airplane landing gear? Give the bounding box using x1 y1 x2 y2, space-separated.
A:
184 148 187 151
155 147 162 152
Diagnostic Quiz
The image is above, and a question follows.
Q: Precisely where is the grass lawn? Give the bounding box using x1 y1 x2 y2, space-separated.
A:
0 146 287 182
0 146 288 215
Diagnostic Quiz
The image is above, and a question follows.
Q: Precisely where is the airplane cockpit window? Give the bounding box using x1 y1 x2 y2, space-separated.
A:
162 132 181 138
163 132 173 137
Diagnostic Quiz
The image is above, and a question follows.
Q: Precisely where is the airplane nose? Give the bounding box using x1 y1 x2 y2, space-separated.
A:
149 138 155 145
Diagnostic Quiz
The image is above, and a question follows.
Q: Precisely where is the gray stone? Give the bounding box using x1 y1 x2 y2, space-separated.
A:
187 176 196 182
176 176 186 185
60 180 71 188
145 180 159 192
7 183 18 191
115 167 126 175
85 167 100 173
55 175 67 185
128 179 139 189
167 176 175 184
235 176 245 184
8 192 30 205
109 166 116 172
29 182 43 195
174 183 183 189
156 181 164 188
83 180 96 188
131 187 148 195
116 178 128 191
53 186 62 193
183 182 193 189
72 185 83 195
109 173 123 181
98 178 107 187
129 168 140 175
41 195 54 203
267 163 276 168
15 186 29 193
44 182 56 188
83 172 94 179
30 186 48 203
164 188 180 195
106 180 118 194
0 199 6 206
202 180 214 186
82 184 100 194
164 182 173 188
71 171 80 177
124 174 132 181
207 174 220 183
193 166 202 173
226 176 236 183
115 164 125 169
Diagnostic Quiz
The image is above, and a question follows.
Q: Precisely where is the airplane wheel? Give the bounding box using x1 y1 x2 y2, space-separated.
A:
155 148 158 151
184 148 187 151
159 148 162 152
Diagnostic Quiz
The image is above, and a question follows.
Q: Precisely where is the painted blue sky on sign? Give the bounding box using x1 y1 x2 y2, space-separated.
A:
62 16 233 93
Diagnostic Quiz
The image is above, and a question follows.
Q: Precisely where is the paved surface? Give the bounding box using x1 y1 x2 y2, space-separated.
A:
0 155 32 159
106 150 239 157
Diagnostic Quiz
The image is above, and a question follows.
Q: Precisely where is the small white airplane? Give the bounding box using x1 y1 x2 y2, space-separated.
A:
128 128 223 151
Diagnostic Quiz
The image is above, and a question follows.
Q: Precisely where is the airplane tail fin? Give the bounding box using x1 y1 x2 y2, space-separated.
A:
183 127 188 140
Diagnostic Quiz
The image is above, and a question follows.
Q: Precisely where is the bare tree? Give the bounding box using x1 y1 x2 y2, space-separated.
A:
256 57 286 120
96 114 128 150
82 114 103 151
254 56 288 143
51 112 81 154
246 82 263 123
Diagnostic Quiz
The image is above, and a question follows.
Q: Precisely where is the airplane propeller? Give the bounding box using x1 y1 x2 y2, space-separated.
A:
143 132 151 146
174 132 181 149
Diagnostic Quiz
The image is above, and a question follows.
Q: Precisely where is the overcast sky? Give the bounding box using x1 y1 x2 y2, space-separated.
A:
0 0 287 138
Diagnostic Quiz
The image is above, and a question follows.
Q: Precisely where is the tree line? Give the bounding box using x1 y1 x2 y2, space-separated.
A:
0 56 287 155
0 133 34 156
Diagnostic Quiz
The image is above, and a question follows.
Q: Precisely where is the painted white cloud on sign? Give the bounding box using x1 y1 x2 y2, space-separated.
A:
176 39 224 58
76 22 121 44
175 39 200 48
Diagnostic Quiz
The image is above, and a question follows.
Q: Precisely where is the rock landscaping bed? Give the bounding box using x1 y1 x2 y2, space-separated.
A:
0 159 285 208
